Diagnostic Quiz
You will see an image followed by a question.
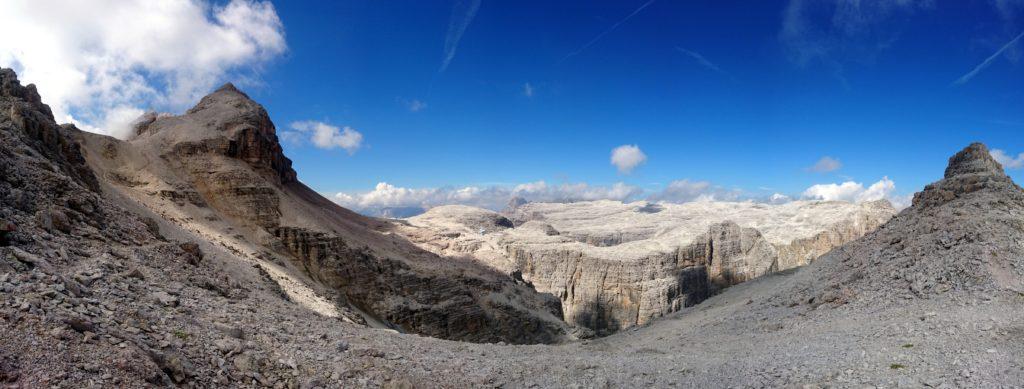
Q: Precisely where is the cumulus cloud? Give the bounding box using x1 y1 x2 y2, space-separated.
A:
332 176 768 217
514 181 644 203
333 180 644 215
0 0 286 138
769 193 791 204
610 144 648 174
287 121 364 154
807 156 842 173
991 148 1024 169
801 176 910 209
334 175 914 217
647 179 742 203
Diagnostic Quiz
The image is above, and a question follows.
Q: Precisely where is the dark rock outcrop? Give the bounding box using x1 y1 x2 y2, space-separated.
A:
0 69 98 192
912 142 1021 209
273 227 566 344
0 68 152 246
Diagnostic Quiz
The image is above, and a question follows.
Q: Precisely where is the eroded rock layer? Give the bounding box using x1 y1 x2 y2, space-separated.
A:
272 226 565 343
400 200 895 335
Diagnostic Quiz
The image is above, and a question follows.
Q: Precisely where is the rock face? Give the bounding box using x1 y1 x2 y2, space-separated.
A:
76 79 569 344
682 221 778 290
273 226 564 343
135 83 297 185
912 142 1018 210
0 69 99 193
0 69 148 247
400 200 895 335
783 142 1024 307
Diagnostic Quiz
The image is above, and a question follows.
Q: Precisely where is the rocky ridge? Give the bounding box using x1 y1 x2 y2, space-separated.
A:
778 143 1024 309
78 80 569 345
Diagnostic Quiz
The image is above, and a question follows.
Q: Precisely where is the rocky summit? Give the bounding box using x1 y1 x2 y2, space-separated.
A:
1 66 1022 387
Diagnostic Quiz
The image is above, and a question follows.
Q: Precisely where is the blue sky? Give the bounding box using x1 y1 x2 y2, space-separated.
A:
3 0 1024 214
258 0 1024 208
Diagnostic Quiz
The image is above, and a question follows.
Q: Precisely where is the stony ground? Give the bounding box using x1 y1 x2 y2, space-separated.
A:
5 242 1021 388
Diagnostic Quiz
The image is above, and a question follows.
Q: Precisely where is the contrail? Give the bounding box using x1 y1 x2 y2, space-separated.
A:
439 0 482 74
559 0 656 64
952 30 1024 86
675 47 727 75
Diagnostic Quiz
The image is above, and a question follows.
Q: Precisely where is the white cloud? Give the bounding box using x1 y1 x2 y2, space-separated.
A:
808 156 842 172
769 193 791 204
610 144 647 174
334 176 915 217
801 176 910 209
513 181 643 203
288 121 364 154
647 179 742 203
341 181 640 212
991 148 1024 169
0 0 286 138
407 99 427 112
334 177 764 217
333 180 644 215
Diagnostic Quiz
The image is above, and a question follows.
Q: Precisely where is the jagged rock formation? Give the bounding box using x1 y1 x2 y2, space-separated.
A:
780 143 1024 308
398 200 895 335
75 80 569 344
0 69 146 246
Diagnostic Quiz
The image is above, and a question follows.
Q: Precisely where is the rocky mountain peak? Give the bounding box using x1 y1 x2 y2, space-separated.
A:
185 81 261 117
943 142 1006 179
912 142 1021 209
215 82 244 94
133 81 297 184
0 68 54 120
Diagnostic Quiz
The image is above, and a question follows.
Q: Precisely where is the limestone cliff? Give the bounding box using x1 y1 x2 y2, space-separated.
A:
400 200 895 335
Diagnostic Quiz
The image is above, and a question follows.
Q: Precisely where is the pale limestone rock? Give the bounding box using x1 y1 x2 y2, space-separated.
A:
400 200 895 334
